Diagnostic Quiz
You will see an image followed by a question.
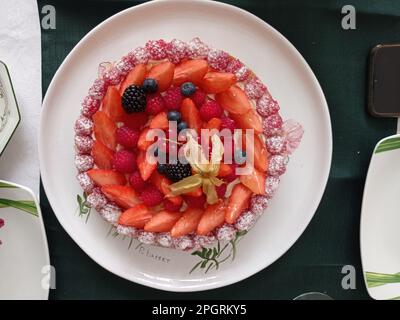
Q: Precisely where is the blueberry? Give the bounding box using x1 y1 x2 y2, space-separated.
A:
177 121 188 132
167 111 181 122
180 82 196 97
153 148 159 157
142 78 158 93
157 163 167 174
234 150 247 165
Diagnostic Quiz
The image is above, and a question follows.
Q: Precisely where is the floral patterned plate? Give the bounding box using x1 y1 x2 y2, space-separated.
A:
0 61 20 155
361 135 400 300
39 0 331 291
0 180 49 299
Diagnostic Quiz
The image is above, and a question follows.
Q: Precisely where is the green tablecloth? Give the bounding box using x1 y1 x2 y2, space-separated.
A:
39 0 398 299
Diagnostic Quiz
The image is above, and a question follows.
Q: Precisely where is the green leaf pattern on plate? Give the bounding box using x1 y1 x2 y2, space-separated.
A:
190 230 248 274
375 137 400 153
0 183 38 216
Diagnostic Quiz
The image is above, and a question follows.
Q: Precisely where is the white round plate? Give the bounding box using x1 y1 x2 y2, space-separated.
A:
39 0 332 292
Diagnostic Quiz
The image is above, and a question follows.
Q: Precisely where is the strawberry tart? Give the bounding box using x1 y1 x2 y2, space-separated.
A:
74 38 303 251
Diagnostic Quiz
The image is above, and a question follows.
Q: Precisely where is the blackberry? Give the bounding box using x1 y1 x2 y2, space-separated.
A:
122 85 146 113
163 161 192 182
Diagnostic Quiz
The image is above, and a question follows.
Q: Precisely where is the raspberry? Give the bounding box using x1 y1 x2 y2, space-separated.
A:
163 87 182 111
102 66 122 85
207 48 231 71
199 100 223 121
187 37 210 59
166 39 187 64
256 93 280 117
216 184 227 198
262 114 283 136
139 185 163 206
113 150 136 173
191 89 206 108
81 95 100 117
225 59 250 82
129 46 149 65
244 77 267 100
88 78 108 99
146 93 165 115
145 39 167 60
184 194 206 209
163 199 182 212
129 171 146 191
220 116 236 132
116 126 139 148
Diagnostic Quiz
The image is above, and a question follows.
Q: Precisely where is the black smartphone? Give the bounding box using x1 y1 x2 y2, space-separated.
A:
368 44 400 117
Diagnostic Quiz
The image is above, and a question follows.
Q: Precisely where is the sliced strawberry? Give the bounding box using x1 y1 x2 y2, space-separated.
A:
203 117 222 130
149 111 169 130
101 185 140 209
173 59 208 86
120 112 148 129
200 72 236 94
137 150 157 181
144 210 182 232
244 134 269 172
181 98 202 133
239 167 266 195
118 204 152 228
103 86 124 121
215 85 252 115
225 183 252 224
231 109 263 133
147 61 175 92
218 162 233 177
171 208 204 238
137 128 155 151
87 169 126 186
150 171 183 206
92 140 114 170
93 111 117 150
197 200 226 235
119 63 146 94
185 187 203 197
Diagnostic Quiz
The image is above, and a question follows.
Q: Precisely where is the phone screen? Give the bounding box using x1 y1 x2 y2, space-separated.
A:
369 44 400 117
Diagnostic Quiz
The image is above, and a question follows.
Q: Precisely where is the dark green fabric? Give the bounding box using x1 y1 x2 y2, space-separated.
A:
39 0 398 299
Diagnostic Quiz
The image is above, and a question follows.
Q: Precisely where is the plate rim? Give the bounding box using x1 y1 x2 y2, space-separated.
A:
39 0 332 292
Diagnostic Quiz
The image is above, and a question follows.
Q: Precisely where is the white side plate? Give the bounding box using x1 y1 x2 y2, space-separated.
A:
361 135 400 300
39 0 332 291
0 181 49 300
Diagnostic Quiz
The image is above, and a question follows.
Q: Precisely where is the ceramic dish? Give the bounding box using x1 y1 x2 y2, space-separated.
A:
361 135 400 300
0 180 49 299
39 0 332 291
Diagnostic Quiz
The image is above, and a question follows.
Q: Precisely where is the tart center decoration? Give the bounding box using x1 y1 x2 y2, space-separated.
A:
169 133 224 205
74 37 304 258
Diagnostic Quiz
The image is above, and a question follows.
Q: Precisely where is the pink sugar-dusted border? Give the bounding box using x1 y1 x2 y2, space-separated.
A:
73 37 303 251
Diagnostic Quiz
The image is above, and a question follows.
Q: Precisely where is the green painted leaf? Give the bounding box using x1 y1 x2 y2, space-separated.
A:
0 198 38 216
375 137 400 153
0 182 17 188
189 261 203 274
366 272 400 287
